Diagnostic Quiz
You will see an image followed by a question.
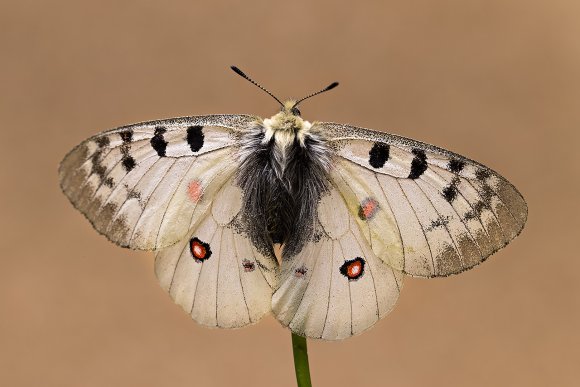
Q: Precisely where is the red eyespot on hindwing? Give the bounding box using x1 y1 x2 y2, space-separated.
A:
340 257 365 281
190 237 211 262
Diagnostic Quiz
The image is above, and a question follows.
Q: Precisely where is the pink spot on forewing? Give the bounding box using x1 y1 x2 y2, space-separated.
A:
358 197 379 220
188 180 203 202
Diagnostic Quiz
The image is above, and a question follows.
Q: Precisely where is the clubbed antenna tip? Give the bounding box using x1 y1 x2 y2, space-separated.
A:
326 82 339 91
293 81 340 108
230 66 340 110
230 65 284 107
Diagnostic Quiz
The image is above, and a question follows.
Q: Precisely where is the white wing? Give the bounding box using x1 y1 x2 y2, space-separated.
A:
318 122 528 277
155 177 278 328
272 186 402 340
59 114 256 250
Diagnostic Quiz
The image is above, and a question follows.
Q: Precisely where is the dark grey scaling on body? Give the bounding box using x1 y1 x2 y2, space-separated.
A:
235 125 331 260
368 142 390 168
119 129 136 172
187 125 204 152
408 148 428 179
150 127 168 157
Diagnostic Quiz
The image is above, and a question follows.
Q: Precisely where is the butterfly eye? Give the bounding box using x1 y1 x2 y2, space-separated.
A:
291 107 301 116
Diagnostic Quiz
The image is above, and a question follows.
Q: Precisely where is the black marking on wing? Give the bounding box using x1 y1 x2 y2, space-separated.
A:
368 142 390 168
119 130 133 143
242 259 255 272
442 185 458 203
294 265 308 278
465 201 487 221
104 177 114 188
90 150 107 182
448 158 465 173
187 125 204 152
408 149 428 179
150 126 168 157
442 177 461 203
426 215 451 232
339 257 365 281
475 168 491 181
190 237 212 262
96 136 110 148
463 181 494 220
120 129 135 172
122 156 136 172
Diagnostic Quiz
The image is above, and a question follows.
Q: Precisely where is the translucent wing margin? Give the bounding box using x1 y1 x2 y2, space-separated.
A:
317 122 527 277
59 114 257 250
155 177 278 328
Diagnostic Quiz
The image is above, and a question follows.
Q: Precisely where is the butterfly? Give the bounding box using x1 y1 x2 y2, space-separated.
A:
59 67 527 340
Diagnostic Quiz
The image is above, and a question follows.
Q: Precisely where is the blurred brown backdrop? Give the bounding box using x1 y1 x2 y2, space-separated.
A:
1 1 579 386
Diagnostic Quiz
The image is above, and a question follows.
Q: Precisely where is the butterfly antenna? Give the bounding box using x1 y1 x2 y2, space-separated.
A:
292 82 339 109
230 66 284 108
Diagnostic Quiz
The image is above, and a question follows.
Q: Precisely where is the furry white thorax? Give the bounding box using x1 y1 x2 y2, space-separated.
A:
262 100 312 148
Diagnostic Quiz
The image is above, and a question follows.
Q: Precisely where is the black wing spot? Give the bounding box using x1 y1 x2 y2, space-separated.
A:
122 156 136 172
104 177 114 188
448 158 465 173
368 142 390 168
187 125 204 152
119 129 133 143
95 136 110 148
408 149 428 179
119 130 136 172
442 176 460 203
442 184 458 203
475 168 492 181
151 126 168 157
426 215 451 232
464 200 487 221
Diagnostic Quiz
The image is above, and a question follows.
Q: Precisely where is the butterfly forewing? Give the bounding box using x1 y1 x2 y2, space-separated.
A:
59 115 256 250
318 122 527 277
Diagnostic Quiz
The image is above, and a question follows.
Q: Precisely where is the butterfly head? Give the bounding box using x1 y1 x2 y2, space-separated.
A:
263 100 312 146
230 66 338 147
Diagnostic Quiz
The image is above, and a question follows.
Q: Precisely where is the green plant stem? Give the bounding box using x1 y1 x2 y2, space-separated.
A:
291 332 312 387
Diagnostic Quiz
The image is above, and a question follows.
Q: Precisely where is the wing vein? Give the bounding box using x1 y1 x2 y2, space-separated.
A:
412 180 465 268
232 229 252 323
395 179 435 275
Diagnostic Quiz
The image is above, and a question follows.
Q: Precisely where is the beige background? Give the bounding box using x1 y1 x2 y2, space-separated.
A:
1 1 579 386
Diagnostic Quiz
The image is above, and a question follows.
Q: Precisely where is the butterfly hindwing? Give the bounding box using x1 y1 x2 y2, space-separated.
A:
155 177 278 328
59 114 257 250
318 122 527 277
272 187 403 340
